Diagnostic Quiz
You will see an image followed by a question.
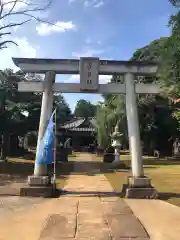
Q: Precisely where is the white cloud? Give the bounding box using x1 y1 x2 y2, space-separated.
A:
72 48 104 58
0 37 37 71
84 0 104 8
69 74 112 84
99 75 112 83
2 0 51 15
13 26 20 31
0 0 50 34
2 0 27 11
94 0 104 8
85 37 91 44
68 75 79 82
69 0 104 8
84 1 90 8
36 21 76 36
69 0 77 3
85 38 103 46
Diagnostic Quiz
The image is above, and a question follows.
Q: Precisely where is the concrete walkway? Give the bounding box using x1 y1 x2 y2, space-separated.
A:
126 199 180 240
48 175 149 240
0 154 180 239
0 176 149 240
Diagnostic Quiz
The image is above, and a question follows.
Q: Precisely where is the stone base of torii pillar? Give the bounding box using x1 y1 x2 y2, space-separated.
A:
122 177 158 199
20 175 55 198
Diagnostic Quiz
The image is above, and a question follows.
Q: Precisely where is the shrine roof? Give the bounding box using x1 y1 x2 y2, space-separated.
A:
59 117 96 132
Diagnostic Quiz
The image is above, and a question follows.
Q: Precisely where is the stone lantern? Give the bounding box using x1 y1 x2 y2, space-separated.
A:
111 123 123 163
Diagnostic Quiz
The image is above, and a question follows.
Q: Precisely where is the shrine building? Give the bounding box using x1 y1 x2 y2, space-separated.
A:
57 117 97 151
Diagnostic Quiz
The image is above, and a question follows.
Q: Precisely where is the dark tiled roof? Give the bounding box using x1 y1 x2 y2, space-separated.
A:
59 117 96 132
70 127 96 132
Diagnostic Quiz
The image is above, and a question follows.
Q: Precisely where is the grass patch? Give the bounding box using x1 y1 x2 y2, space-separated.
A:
70 152 77 157
8 157 34 164
105 155 180 207
91 154 157 162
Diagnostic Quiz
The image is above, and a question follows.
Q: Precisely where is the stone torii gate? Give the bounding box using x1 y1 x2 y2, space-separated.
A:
12 57 160 198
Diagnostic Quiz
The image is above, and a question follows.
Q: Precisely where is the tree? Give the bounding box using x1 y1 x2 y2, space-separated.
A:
0 69 42 159
157 0 180 99
95 95 127 150
0 0 52 49
54 94 72 124
131 37 168 62
95 25 180 154
96 103 110 149
169 0 180 8
74 99 97 118
0 69 72 159
129 36 180 155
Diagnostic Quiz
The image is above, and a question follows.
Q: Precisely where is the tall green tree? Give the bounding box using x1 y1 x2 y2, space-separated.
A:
0 69 30 159
157 0 180 99
54 94 72 124
129 36 180 154
74 99 97 118
0 69 72 159
95 95 127 149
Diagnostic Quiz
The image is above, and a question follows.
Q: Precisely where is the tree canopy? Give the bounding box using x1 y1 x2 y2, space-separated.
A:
74 99 97 118
0 69 72 159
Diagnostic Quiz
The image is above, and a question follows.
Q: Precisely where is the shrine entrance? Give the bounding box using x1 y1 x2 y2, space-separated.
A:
13 56 160 198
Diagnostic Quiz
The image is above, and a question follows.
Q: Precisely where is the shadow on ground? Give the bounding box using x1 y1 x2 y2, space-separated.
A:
61 190 122 197
60 161 130 175
159 192 180 200
123 158 180 166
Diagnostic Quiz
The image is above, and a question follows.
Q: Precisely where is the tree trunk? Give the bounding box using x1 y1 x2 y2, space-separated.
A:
0 132 8 161
9 134 20 157
0 89 6 160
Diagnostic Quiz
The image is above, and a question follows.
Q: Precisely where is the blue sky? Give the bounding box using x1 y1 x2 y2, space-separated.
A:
0 0 174 111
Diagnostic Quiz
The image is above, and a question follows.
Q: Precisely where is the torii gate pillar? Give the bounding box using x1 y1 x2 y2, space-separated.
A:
23 72 55 196
125 72 143 177
34 71 55 177
123 73 158 198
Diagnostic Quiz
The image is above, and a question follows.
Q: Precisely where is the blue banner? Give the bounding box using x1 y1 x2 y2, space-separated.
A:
36 111 55 165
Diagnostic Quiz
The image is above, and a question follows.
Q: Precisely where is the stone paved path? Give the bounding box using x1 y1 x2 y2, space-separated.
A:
38 155 149 240
1 154 180 240
0 155 149 240
38 175 149 240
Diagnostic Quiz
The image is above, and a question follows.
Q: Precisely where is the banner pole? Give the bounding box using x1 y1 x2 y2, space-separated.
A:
53 109 57 193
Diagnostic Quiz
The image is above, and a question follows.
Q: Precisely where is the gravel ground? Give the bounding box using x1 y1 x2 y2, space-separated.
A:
0 196 46 216
0 196 47 218
0 174 47 218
